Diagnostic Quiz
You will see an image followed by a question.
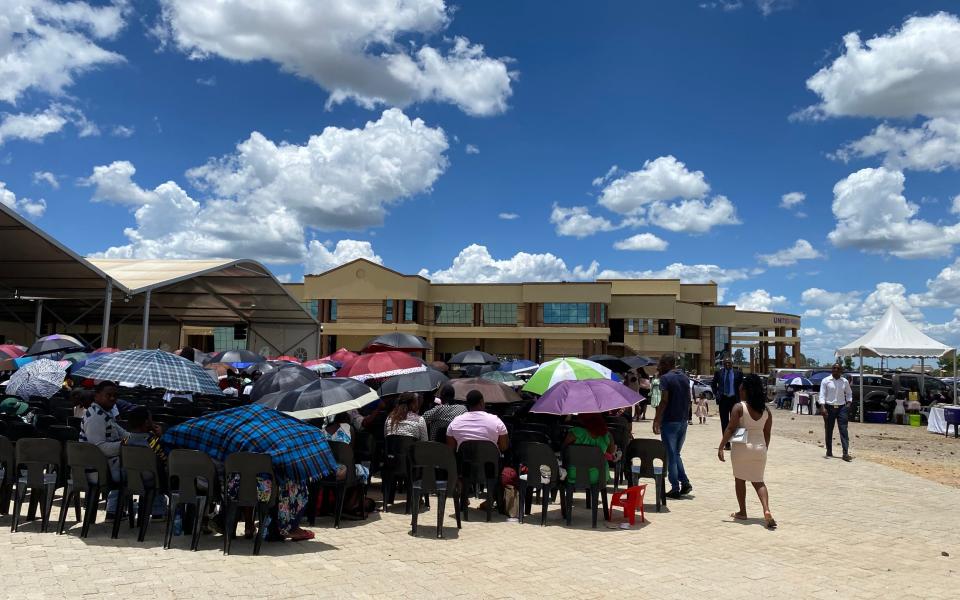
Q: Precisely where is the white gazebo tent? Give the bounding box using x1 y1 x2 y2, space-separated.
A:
836 305 956 421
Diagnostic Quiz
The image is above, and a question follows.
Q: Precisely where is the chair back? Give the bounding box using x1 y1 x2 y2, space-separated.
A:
46 425 80 442
562 444 605 491
15 437 61 487
168 449 216 503
623 438 667 478
7 421 40 442
605 419 631 452
121 445 162 495
945 408 960 426
65 441 110 492
327 441 357 486
411 441 458 493
516 441 558 486
224 452 277 508
0 435 14 484
511 430 551 448
457 440 500 483
384 434 416 472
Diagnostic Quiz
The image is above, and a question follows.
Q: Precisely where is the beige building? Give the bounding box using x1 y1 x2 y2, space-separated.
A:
286 259 802 374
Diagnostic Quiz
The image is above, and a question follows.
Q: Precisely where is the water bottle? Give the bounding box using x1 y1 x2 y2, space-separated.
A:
173 511 183 536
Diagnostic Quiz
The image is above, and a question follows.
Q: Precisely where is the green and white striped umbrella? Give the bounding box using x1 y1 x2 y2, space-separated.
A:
521 357 613 396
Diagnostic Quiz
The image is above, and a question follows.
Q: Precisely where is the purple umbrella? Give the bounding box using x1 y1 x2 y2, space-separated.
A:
529 379 642 415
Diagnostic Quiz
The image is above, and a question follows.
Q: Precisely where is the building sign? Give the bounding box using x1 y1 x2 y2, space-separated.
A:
773 316 801 327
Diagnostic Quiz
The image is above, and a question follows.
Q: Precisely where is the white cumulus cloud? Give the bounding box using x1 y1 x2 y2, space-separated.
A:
32 170 58 189
757 239 823 267
734 289 786 312
648 195 740 233
780 191 805 209
465 144 479 154
599 263 750 284
305 239 382 274
550 204 618 238
833 117 960 172
597 155 710 215
0 181 46 219
613 233 668 251
419 244 599 283
498 212 518 220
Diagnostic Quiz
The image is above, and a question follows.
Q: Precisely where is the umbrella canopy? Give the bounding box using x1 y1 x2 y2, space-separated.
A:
0 344 26 359
205 349 265 368
321 348 359 366
498 359 537 373
810 372 831 386
0 356 36 371
462 364 497 378
786 377 813 388
25 334 85 357
241 361 278 377
337 351 427 382
257 377 379 421
303 361 337 374
588 354 632 373
6 358 67 399
62 352 105 373
449 378 523 404
429 360 449 373
162 404 336 481
267 355 302 363
447 350 500 366
379 369 449 396
74 350 223 395
521 357 613 396
363 332 431 353
92 347 120 354
249 364 318 402
480 370 524 387
204 362 238 378
530 379 642 415
622 355 656 369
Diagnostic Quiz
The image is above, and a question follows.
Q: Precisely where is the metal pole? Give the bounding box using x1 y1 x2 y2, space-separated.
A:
954 350 957 405
101 281 113 348
142 290 151 349
920 357 925 399
859 350 864 423
34 299 43 339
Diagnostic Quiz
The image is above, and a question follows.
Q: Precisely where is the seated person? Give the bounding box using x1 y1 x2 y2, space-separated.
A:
123 407 168 518
79 381 128 516
445 391 509 452
423 384 467 442
562 413 615 486
71 389 94 419
384 393 428 441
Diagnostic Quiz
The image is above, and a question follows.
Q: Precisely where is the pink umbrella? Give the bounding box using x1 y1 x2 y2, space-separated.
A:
337 351 426 382
0 344 26 359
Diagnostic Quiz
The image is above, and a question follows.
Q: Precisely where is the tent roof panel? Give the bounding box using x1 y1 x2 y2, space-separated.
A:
836 305 953 358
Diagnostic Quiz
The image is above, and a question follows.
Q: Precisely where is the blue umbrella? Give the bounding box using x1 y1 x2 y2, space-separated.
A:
499 359 537 373
786 377 813 388
74 350 223 395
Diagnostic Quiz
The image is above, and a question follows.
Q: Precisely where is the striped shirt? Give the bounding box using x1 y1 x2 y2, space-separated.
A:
80 403 129 458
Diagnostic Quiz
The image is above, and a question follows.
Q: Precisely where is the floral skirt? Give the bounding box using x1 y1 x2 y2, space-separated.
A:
226 475 308 536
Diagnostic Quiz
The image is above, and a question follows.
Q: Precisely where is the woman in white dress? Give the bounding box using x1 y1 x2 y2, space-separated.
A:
718 373 776 529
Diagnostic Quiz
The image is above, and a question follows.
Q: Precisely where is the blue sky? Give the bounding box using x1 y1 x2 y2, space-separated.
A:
2 1 960 362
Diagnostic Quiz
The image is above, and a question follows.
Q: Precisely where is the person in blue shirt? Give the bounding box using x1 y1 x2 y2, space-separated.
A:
653 354 693 499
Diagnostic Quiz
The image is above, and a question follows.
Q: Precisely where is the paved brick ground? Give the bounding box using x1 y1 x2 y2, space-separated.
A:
2 417 957 599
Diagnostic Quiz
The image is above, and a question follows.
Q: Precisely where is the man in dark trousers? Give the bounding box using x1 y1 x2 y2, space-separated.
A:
711 357 743 446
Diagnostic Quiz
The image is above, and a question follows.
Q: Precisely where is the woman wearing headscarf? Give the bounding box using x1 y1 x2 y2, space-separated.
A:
562 413 616 486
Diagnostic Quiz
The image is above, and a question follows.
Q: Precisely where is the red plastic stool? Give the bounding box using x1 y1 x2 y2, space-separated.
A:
608 484 646 525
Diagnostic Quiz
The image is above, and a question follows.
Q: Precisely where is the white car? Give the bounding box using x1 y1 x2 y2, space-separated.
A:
691 378 713 399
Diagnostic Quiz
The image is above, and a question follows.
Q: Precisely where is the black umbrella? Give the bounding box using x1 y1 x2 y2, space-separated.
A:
242 361 279 377
588 354 631 373
257 377 379 420
462 364 497 378
205 349 265 367
379 368 449 396
622 355 656 369
447 350 499 366
363 332 432 352
25 334 85 357
249 364 318 402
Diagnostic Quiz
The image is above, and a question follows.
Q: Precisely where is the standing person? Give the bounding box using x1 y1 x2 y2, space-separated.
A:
79 381 127 517
819 363 853 461
695 393 709 424
717 373 776 529
711 358 743 448
652 354 693 499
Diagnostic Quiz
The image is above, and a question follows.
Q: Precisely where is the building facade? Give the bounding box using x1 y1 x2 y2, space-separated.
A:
286 259 802 374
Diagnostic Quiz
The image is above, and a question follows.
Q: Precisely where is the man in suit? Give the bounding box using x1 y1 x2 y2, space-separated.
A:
711 358 743 446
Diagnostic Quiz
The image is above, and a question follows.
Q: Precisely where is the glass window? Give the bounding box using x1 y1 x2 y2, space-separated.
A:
627 319 635 333
329 299 337 322
482 303 516 325
299 300 319 319
213 327 246 352
385 299 394 322
404 300 415 322
434 303 473 324
599 304 606 324
543 303 590 324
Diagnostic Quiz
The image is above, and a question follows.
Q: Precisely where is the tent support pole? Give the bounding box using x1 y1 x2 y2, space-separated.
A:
142 290 151 349
858 351 864 423
34 299 43 339
101 282 112 349
954 350 957 405
920 357 925 398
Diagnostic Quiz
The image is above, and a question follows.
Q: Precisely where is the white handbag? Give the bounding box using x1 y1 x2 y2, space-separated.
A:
730 427 748 444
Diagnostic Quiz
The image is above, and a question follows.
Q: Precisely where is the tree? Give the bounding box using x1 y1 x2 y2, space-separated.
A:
937 354 956 377
733 349 745 366
842 355 854 371
804 356 819 368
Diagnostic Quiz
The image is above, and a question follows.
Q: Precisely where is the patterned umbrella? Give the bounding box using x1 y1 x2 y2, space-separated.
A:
63 352 106 373
447 350 500 366
6 358 67 399
303 360 337 374
205 349 265 368
379 368 449 396
0 344 26 359
363 333 431 353
92 347 120 354
337 351 427 382
530 379 641 415
162 404 336 481
25 334 85 357
320 348 359 366
480 370 524 388
74 350 223 395
257 377 379 420
249 364 318 402
521 357 613 396
449 378 523 404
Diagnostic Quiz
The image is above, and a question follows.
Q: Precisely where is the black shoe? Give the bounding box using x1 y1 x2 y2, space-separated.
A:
106 512 116 520
842 454 853 462
665 489 682 500
680 483 693 495
825 453 834 459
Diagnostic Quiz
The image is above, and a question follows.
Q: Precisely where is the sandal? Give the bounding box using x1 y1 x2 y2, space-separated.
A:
764 512 777 530
730 512 747 521
287 528 315 542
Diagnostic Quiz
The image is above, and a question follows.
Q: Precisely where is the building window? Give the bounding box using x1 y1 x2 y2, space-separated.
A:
434 303 473 324
213 327 246 352
483 303 516 325
627 319 635 333
299 300 318 319
329 299 337 322
404 300 416 322
658 319 670 336
599 304 607 324
385 299 394 322
543 303 590 324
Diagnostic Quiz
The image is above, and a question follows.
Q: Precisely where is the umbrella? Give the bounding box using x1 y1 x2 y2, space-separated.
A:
588 354 632 373
321 348 359 366
204 362 238 379
25 334 85 357
205 349 265 368
363 333 431 353
449 378 523 404
379 369 449 396
622 355 656 369
92 347 120 354
0 344 26 359
162 404 336 481
429 361 449 373
810 372 831 386
257 378 379 421
447 350 500 366
337 351 427 382
480 370 524 387
786 376 813 388
498 359 537 373
267 355 302 363
62 352 106 373
530 379 642 415
521 357 614 396
74 350 223 395
0 356 36 371
249 364 318 402
6 358 67 399
242 362 278 377
303 361 337 374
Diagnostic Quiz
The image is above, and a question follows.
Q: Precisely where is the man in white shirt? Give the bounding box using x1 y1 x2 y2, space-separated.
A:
819 363 853 461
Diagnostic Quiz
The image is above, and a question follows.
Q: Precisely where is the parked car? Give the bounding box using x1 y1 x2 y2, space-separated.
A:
887 372 954 405
844 373 894 420
691 377 713 399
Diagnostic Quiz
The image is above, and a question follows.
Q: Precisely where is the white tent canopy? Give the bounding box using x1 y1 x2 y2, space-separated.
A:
836 305 953 359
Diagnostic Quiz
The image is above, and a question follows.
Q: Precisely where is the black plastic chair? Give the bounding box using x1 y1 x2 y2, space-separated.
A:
113 445 164 542
165 449 217 551
511 430 552 448
313 442 365 529
409 442 462 538
515 441 559 526
622 438 668 512
222 452 276 555
382 435 416 513
58 441 114 538
0 435 13 515
604 420 631 490
560 445 609 528
457 440 500 522
7 421 40 442
46 425 80 443
11 437 61 533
